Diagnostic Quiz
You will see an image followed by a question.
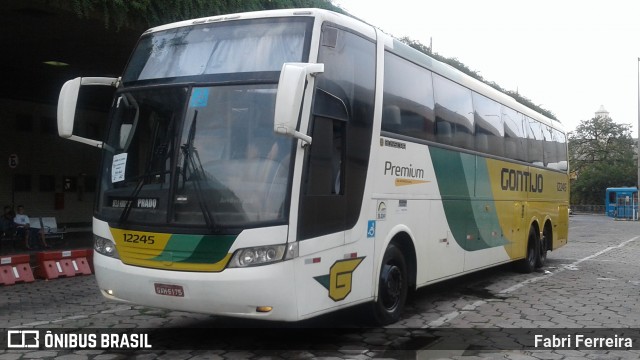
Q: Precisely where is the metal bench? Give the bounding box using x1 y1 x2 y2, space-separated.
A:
40 217 67 243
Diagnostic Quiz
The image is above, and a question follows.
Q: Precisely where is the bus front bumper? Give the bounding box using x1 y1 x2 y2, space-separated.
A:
94 252 299 321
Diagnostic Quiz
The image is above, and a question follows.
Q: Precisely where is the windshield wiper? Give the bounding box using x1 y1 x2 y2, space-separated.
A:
118 115 170 225
180 110 217 231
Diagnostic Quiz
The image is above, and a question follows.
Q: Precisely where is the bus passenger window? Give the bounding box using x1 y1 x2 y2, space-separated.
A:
382 51 435 141
472 93 504 156
502 107 527 162
435 120 452 144
382 105 402 133
433 74 474 150
527 117 544 166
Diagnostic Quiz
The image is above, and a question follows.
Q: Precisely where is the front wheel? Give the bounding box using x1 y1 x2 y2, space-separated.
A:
371 243 408 325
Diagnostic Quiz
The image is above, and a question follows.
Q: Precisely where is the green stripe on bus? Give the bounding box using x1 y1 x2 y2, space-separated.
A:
430 147 507 251
152 234 236 264
473 157 509 248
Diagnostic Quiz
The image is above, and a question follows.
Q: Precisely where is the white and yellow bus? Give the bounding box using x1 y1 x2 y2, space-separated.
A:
57 8 569 324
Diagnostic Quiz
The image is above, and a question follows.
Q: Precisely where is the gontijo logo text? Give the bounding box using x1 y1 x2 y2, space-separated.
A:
500 167 543 193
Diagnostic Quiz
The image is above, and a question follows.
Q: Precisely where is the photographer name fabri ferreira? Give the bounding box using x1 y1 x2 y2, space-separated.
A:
534 333 633 349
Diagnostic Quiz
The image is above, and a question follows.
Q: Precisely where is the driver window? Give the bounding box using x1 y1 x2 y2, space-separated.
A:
305 117 345 196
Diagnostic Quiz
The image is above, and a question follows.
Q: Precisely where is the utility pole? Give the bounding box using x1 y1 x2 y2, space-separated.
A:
637 57 640 220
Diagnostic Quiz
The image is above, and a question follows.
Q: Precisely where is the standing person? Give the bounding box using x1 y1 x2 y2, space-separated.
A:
1 205 15 236
13 205 49 249
1 206 16 253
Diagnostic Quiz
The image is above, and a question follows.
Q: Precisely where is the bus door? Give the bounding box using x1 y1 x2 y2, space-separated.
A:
616 193 638 220
294 24 376 317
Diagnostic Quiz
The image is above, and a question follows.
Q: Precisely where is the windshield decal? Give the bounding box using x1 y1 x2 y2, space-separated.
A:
189 88 209 108
112 153 128 183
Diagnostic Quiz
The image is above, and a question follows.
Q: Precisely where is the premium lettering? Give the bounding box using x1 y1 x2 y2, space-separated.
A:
384 161 424 179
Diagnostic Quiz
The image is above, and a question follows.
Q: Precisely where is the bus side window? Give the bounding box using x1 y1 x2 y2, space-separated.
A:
609 190 616 205
435 119 452 144
382 105 402 133
503 107 527 162
381 51 435 141
554 130 568 171
305 117 346 196
526 117 544 166
306 88 349 196
472 93 504 157
433 74 474 150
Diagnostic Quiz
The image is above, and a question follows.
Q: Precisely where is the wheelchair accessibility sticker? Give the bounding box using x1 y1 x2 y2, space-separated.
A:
367 220 376 238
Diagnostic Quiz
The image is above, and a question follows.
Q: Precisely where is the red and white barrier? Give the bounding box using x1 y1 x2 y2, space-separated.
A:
0 254 35 285
36 249 92 280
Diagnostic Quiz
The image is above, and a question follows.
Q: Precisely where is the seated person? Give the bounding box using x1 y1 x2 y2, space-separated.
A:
13 205 49 249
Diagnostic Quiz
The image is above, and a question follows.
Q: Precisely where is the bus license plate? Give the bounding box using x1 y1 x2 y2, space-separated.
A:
154 283 184 297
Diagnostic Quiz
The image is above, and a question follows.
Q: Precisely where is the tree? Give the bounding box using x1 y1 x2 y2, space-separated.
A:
569 116 637 204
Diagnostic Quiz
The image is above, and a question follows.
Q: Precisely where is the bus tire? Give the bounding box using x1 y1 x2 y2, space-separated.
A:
517 226 539 273
536 225 551 268
371 243 408 325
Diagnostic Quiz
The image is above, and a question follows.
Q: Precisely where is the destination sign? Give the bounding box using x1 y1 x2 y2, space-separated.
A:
110 197 159 209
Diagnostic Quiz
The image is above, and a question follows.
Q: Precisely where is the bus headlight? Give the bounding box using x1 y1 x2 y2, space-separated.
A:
94 235 120 259
229 242 298 268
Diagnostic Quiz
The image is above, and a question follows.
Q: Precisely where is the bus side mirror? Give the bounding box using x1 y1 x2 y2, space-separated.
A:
274 63 324 145
57 77 119 148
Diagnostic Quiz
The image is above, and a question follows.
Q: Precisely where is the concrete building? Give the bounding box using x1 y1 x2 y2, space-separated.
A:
1 1 143 226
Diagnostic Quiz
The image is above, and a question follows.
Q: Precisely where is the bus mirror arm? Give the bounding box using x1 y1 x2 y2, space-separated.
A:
275 126 312 146
57 76 119 148
274 63 324 146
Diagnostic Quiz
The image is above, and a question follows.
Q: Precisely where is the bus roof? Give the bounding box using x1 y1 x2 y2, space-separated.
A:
606 187 638 192
381 35 564 133
141 8 563 133
142 8 376 40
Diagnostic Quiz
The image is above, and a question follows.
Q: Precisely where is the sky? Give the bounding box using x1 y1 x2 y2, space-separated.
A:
333 0 640 137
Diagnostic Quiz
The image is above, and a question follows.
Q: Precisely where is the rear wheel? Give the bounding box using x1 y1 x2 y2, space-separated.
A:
536 226 551 268
371 243 408 325
517 226 539 273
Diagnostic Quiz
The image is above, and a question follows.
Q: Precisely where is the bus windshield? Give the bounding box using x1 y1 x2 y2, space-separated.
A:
98 84 294 230
95 16 312 231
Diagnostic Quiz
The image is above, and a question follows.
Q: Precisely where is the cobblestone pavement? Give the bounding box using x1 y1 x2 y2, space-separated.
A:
1 214 639 359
